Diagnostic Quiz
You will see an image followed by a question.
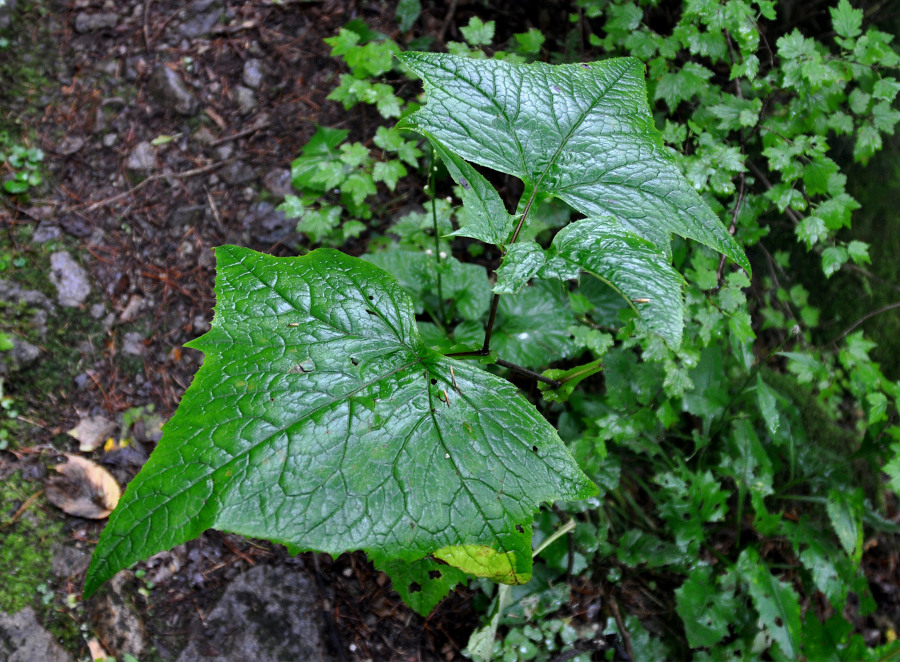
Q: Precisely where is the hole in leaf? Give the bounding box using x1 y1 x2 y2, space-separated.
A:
531 445 538 453
365 309 378 317
409 582 422 593
430 378 437 385
516 524 524 533
367 295 374 300
774 617 783 627
428 570 442 580
351 357 359 366
706 619 713 626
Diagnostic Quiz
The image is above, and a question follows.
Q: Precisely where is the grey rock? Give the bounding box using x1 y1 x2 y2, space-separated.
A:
167 205 205 228
263 168 292 197
232 85 257 115
125 141 156 171
0 280 53 339
214 142 234 160
193 313 210 334
74 12 118 33
90 571 149 660
121 331 145 356
0 0 17 30
175 564 330 662
49 251 91 307
51 543 91 579
147 65 199 116
0 607 72 662
59 214 94 238
0 280 52 311
32 222 61 243
56 135 85 155
102 133 117 147
242 201 295 245
242 59 264 89
177 0 224 39
220 161 255 186
9 336 41 369
193 126 217 145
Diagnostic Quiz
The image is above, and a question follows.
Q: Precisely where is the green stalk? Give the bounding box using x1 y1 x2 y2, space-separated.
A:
429 149 447 325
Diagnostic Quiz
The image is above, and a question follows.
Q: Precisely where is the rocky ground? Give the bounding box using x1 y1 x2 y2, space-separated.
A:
0 1 487 660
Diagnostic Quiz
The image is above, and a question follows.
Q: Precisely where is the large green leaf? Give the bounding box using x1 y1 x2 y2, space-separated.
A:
496 217 685 347
397 52 749 272
85 247 596 598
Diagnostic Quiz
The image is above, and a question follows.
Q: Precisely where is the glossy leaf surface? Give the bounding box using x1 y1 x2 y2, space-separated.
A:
496 217 685 347
398 52 749 272
85 247 596 597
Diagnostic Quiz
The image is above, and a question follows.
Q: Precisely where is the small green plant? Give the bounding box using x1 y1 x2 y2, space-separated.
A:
87 52 746 617
84 1 900 658
0 130 43 195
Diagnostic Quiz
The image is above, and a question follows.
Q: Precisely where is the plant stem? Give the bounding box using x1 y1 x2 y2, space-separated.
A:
495 359 561 388
429 151 447 325
481 293 500 353
482 185 542 354
444 351 562 388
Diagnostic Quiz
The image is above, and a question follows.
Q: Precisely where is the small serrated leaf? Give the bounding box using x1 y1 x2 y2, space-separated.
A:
675 565 736 648
737 548 802 659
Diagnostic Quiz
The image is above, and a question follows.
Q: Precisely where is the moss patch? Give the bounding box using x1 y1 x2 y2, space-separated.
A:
0 470 62 614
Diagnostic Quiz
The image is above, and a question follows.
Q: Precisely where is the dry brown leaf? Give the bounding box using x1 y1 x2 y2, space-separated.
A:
44 454 121 519
67 415 116 452
87 638 109 660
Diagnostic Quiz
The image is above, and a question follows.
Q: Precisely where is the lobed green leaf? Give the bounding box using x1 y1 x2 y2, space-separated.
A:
85 247 596 598
397 52 749 272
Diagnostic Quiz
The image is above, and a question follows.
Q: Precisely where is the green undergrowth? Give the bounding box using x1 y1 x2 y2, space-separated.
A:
0 0 53 198
76 0 900 660
0 468 92 652
0 228 108 449
0 470 60 614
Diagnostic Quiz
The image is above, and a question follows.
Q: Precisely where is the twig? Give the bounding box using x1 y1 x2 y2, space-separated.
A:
437 0 459 43
746 160 802 226
205 186 226 234
143 0 152 51
1 490 43 528
78 160 232 213
830 301 900 345
716 171 746 286
221 535 256 566
605 588 634 661
208 120 272 146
